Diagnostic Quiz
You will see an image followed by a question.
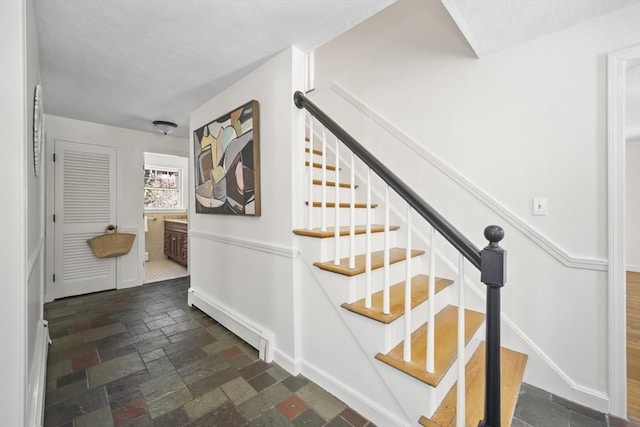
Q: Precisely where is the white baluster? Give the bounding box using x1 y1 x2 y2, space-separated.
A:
334 137 340 265
457 253 465 427
307 116 314 230
426 227 436 373
383 185 390 315
365 168 372 308
403 205 412 362
349 152 356 269
321 127 327 232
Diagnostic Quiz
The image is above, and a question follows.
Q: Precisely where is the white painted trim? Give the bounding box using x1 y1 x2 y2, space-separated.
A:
607 43 640 417
189 229 299 258
28 235 44 281
26 320 50 427
187 287 275 362
273 348 298 376
300 360 407 427
318 82 608 271
626 264 640 273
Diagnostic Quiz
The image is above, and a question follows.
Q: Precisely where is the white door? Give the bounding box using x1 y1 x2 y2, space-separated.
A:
54 140 117 298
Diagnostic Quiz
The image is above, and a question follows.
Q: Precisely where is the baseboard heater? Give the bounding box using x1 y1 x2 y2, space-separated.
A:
27 320 51 427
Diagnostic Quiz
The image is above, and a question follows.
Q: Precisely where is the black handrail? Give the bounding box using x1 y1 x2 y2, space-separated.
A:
294 91 482 269
295 90 507 427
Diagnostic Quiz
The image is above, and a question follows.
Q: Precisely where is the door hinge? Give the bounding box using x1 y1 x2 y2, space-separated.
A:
52 274 56 283
53 153 56 162
53 214 56 222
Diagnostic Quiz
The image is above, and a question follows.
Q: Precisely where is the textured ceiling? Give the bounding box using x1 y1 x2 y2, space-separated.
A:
34 0 394 138
443 0 640 58
35 0 640 139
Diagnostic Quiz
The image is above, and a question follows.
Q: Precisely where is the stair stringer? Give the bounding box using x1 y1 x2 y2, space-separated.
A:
295 249 414 427
297 238 488 425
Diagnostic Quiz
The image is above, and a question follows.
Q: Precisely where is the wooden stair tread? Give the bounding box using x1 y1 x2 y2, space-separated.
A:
375 305 485 387
305 161 338 171
306 201 378 209
305 147 323 156
293 224 399 238
341 275 454 324
314 247 425 277
312 179 358 189
419 342 528 427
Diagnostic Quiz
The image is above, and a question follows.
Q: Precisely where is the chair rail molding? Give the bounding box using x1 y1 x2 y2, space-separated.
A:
189 230 299 258
315 81 607 272
607 42 640 418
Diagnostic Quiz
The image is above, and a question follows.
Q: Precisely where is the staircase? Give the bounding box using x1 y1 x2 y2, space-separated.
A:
293 91 528 426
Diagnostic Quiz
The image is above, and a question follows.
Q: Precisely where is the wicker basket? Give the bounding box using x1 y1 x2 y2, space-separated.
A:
87 225 136 258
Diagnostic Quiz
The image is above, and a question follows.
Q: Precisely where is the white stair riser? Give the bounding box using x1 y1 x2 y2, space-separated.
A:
301 231 399 263
306 206 379 227
339 283 454 355
311 184 357 202
311 256 429 305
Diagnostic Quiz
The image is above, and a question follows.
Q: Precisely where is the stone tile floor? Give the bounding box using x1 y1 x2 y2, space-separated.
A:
44 277 374 426
44 276 640 427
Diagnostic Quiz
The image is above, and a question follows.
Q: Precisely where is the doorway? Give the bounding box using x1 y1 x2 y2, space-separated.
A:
608 44 640 421
142 152 189 283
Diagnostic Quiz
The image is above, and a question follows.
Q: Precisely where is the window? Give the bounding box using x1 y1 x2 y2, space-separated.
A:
144 167 183 210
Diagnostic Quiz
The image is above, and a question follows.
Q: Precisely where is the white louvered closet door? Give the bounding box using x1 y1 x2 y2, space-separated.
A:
54 140 117 298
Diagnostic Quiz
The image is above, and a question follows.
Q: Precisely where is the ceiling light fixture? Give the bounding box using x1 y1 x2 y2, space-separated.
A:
153 120 177 135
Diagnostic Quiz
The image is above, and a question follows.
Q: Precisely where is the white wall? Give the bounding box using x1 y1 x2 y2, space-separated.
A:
189 47 305 368
0 0 43 423
45 116 189 298
314 0 640 410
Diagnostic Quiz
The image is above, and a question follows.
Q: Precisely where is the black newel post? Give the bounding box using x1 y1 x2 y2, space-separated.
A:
478 225 506 427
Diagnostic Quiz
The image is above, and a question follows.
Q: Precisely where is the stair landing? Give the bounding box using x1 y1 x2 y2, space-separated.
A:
419 342 528 427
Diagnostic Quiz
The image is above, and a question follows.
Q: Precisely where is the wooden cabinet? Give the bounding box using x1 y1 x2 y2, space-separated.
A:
164 220 188 267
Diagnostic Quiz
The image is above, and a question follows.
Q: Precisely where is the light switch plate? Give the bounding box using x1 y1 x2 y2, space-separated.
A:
533 197 548 216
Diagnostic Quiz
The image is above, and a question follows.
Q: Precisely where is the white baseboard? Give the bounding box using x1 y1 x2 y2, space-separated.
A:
27 320 50 427
188 287 275 362
300 360 408 427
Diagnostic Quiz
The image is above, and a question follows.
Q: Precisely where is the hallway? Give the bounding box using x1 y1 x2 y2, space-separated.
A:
43 277 373 426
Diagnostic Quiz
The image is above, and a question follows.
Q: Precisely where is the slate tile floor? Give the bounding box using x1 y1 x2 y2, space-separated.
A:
44 276 640 427
44 277 374 427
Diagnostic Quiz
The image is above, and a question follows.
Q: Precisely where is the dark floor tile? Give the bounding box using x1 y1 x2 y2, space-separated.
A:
161 319 201 337
339 407 369 427
246 407 293 427
108 386 144 411
105 370 151 397
187 401 246 427
188 367 240 397
43 400 82 427
112 399 147 427
167 345 207 370
291 408 326 427
135 334 170 354
56 369 86 388
249 371 278 392
552 394 607 423
514 390 571 427
146 355 176 378
120 414 153 427
570 411 606 427
281 375 309 393
239 359 272 380
326 415 352 427
98 343 137 363
151 407 190 427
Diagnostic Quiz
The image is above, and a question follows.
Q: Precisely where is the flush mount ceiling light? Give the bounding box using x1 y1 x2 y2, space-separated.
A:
153 120 177 135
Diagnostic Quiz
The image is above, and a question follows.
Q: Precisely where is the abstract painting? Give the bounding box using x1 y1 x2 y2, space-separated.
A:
193 100 261 215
